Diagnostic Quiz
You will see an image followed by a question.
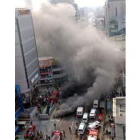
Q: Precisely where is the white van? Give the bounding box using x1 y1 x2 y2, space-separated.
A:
82 113 88 123
93 100 99 109
78 122 86 135
89 108 96 119
76 107 84 118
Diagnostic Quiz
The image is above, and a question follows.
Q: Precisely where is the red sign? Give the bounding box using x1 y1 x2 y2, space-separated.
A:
89 129 98 136
98 114 103 121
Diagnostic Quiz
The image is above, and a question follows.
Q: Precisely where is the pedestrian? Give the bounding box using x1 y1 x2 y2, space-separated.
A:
54 123 56 130
69 126 72 134
30 120 33 125
76 122 78 127
63 130 66 138
35 112 38 117
37 131 40 136
46 134 50 140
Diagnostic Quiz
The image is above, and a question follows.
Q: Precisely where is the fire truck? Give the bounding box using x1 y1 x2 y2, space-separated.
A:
87 129 99 140
51 130 64 140
49 90 59 104
24 124 36 139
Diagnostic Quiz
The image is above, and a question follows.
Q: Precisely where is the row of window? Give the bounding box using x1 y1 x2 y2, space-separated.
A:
53 70 64 75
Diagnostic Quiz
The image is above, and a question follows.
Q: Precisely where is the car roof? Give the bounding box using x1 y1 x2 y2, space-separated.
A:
90 108 96 113
77 107 83 111
79 123 86 130
93 100 98 103
83 113 88 117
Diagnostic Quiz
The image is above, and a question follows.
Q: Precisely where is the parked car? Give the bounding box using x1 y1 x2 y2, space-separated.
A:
93 100 99 109
82 113 89 123
87 121 101 130
89 108 96 119
76 107 84 118
78 122 86 135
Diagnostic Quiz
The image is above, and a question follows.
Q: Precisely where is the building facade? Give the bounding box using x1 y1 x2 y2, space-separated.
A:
15 9 40 107
113 97 125 140
38 57 68 88
104 0 126 36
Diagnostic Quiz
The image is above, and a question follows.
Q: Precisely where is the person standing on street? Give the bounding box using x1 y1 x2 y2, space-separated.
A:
62 130 66 138
54 123 56 130
30 120 33 125
69 126 72 134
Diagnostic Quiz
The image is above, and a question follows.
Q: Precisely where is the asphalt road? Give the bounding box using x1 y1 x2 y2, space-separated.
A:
17 105 105 140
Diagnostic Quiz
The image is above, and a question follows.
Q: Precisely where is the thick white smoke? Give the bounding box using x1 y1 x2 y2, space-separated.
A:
32 2 124 116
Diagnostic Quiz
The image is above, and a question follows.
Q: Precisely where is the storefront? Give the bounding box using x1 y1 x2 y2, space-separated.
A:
110 20 118 36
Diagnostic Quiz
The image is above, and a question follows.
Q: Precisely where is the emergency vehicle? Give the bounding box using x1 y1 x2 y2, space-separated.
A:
76 107 84 118
51 130 64 140
87 129 99 140
24 124 36 138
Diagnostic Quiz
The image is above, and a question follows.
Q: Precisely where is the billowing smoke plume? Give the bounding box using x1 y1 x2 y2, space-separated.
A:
32 2 124 117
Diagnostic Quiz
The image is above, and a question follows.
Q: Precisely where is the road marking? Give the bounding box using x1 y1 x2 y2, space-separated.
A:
71 121 74 129
57 117 64 128
71 135 75 140
50 107 57 120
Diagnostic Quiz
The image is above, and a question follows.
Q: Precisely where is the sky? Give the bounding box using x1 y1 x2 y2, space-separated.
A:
15 0 106 9
74 0 106 7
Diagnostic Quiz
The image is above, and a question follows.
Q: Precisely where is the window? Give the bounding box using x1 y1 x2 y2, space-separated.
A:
116 7 117 16
120 104 125 112
53 70 64 75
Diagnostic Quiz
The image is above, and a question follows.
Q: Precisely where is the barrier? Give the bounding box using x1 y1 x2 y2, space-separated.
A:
39 114 49 120
39 104 56 120
20 112 30 118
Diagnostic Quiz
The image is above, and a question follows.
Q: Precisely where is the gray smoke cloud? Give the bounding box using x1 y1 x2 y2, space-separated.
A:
32 2 124 117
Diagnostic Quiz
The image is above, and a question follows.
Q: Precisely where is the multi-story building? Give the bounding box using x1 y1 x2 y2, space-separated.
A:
112 97 126 140
15 8 40 107
38 57 68 88
79 7 88 19
104 0 126 36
